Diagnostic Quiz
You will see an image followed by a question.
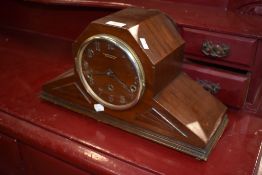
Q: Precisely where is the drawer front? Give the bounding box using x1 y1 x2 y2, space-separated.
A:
181 28 257 66
0 133 22 175
21 145 92 175
182 63 250 108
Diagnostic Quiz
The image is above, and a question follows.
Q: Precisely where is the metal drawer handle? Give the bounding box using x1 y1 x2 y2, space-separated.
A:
201 40 230 58
197 79 221 94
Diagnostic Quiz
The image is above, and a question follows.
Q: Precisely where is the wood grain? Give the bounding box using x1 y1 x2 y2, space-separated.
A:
42 7 227 159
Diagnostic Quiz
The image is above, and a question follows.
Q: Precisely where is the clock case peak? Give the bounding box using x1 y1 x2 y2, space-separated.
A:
41 7 227 160
73 7 184 95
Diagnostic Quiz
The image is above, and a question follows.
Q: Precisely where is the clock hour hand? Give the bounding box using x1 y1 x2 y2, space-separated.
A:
92 70 108 76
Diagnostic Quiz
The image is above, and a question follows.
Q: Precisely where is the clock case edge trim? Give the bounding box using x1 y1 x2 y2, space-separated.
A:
40 88 228 161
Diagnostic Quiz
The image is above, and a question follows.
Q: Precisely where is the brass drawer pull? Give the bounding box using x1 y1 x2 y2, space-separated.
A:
201 40 230 58
197 79 221 94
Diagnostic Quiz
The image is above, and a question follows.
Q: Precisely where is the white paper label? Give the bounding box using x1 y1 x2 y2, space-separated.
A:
106 21 126 27
94 104 104 112
139 38 149 50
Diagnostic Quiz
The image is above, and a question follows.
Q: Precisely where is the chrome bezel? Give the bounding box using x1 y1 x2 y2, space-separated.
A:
75 34 145 110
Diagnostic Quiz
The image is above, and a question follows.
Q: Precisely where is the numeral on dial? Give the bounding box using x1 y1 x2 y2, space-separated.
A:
95 41 100 51
83 61 88 68
107 84 114 91
88 77 94 85
107 43 114 50
87 48 94 58
108 95 114 102
130 85 137 93
120 96 126 104
96 87 102 94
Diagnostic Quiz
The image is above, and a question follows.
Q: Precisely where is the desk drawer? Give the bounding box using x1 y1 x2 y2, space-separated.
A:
182 63 250 108
0 133 22 175
21 145 92 175
181 28 257 67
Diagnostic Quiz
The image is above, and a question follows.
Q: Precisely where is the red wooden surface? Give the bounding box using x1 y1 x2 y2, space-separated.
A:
0 0 115 40
182 63 250 108
28 0 230 9
21 144 92 175
2 0 262 39
168 0 229 8
0 133 22 175
228 0 262 15
0 28 261 175
246 41 262 110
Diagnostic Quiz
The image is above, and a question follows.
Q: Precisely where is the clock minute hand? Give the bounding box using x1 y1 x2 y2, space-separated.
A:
106 69 131 92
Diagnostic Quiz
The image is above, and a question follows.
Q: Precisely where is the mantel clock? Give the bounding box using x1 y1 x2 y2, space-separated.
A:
41 8 228 160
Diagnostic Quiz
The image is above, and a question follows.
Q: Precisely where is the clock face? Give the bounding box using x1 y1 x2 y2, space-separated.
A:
76 34 145 110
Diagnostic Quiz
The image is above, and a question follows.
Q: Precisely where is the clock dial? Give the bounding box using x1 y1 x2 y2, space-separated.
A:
76 34 145 110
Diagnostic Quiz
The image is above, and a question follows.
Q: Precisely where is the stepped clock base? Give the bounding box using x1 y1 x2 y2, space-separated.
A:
41 90 228 160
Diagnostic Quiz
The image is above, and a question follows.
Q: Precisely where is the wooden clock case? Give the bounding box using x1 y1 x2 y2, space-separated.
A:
41 8 228 160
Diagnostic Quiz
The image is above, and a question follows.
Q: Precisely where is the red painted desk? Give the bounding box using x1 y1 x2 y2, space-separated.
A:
0 1 262 175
